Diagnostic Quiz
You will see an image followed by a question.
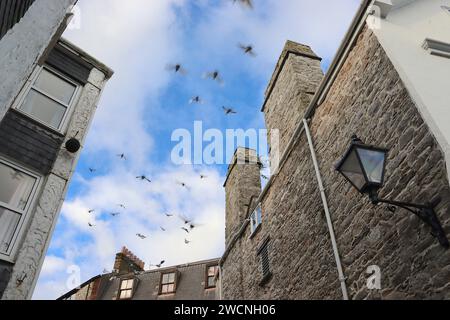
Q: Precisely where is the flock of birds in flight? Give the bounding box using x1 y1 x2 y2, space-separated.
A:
87 0 258 270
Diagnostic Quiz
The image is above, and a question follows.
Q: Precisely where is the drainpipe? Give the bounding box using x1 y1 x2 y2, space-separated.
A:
302 119 349 300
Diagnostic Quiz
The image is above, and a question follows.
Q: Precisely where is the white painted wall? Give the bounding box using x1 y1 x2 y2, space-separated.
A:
0 0 76 122
369 0 450 181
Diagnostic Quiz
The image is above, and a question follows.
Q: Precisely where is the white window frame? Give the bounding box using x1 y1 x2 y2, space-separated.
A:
0 157 42 263
250 204 262 237
12 65 82 133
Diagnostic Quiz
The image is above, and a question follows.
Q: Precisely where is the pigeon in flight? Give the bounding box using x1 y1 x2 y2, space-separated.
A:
117 154 127 160
177 181 190 189
200 174 207 179
118 204 126 209
189 96 204 104
185 239 191 245
233 0 253 9
166 63 187 75
89 168 97 173
261 174 269 180
222 106 237 115
160 227 166 232
88 209 95 214
88 222 95 227
238 43 256 56
136 233 147 239
204 70 224 85
181 227 190 234
110 212 120 217
136 175 152 183
165 213 174 217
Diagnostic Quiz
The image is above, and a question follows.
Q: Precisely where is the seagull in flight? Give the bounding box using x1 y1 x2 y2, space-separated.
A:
181 227 190 234
204 70 224 85
189 96 204 104
117 153 127 160
233 0 253 9
136 175 152 183
222 106 237 115
238 43 257 56
166 63 187 75
178 214 192 225
136 233 147 239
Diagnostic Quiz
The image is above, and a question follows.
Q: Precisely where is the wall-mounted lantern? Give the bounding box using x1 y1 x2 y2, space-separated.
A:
65 131 81 153
335 136 449 248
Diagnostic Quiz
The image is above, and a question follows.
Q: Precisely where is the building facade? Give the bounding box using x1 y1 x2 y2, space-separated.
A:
220 0 450 300
0 0 113 300
58 247 220 300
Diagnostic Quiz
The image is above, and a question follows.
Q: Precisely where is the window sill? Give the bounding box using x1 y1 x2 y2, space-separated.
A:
259 272 273 287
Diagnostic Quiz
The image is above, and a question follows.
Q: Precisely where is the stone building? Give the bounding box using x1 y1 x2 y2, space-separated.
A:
0 0 113 299
58 247 220 300
220 0 450 300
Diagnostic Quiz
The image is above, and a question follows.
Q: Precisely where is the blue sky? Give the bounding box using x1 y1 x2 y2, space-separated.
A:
33 0 361 299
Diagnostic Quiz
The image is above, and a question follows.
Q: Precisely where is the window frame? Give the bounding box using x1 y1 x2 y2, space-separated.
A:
159 271 178 295
0 156 42 263
117 278 136 300
249 204 262 238
205 264 219 289
12 65 82 133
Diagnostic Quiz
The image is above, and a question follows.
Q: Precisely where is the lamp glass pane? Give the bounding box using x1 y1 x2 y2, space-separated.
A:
340 149 366 191
357 148 385 184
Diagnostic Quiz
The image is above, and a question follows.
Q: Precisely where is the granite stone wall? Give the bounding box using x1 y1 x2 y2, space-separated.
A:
221 26 450 300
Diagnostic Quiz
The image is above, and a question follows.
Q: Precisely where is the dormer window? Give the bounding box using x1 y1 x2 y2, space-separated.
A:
160 272 177 294
250 205 262 237
14 66 80 131
118 278 136 300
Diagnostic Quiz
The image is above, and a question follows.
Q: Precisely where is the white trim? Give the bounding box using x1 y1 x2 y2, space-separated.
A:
0 157 42 263
12 65 82 134
249 204 262 236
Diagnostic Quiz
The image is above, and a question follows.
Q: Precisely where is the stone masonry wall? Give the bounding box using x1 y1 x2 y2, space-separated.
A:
221 26 450 300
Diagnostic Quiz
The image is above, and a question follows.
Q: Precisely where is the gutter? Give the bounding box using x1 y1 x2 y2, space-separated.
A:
220 0 373 271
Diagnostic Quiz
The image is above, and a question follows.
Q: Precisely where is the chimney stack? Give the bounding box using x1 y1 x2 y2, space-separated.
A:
113 247 145 275
262 40 324 172
224 147 262 246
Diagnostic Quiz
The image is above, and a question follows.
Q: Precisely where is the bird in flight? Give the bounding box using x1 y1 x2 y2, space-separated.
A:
238 43 257 56
118 204 126 209
136 233 147 239
189 96 204 105
181 227 190 234
117 153 127 160
222 106 237 115
110 212 120 217
177 181 190 189
261 174 269 180
178 214 192 225
185 239 191 245
89 168 97 173
200 174 207 179
160 227 166 232
88 209 95 214
136 175 152 183
150 260 166 268
165 213 173 217
166 63 187 75
88 222 95 227
204 70 224 85
233 0 253 9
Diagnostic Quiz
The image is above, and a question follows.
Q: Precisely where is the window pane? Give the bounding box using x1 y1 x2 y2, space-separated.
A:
208 277 216 287
0 163 36 210
19 89 67 128
167 284 175 293
120 289 132 299
35 69 76 105
208 266 217 277
162 274 169 284
357 148 385 184
0 208 21 254
340 149 366 191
